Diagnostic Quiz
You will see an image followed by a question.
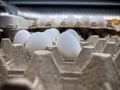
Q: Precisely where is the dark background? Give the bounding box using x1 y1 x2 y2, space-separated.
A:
4 0 120 2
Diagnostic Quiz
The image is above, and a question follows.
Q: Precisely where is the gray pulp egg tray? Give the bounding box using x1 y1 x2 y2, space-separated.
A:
0 35 120 90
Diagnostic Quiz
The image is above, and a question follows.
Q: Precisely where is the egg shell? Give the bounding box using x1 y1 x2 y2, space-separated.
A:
65 16 76 25
53 17 64 25
80 16 91 26
44 31 56 45
13 30 31 45
45 28 60 40
66 29 80 42
57 32 81 59
92 16 107 27
38 16 52 26
25 32 52 55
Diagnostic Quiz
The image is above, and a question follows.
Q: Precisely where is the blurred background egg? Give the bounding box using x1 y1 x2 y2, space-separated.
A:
25 32 52 55
65 16 76 25
80 16 91 26
53 17 64 25
37 16 52 26
92 16 107 27
57 32 81 59
13 30 31 45
66 29 80 42
45 28 60 40
44 29 56 45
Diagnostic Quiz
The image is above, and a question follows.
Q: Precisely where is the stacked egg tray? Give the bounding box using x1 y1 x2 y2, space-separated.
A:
29 22 116 32
28 22 120 39
0 35 120 90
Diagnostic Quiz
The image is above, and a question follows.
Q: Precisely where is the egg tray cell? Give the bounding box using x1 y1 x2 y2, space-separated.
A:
0 35 120 90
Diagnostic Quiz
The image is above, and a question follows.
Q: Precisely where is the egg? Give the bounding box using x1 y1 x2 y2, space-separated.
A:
66 29 80 42
92 16 107 27
25 32 52 55
80 16 91 26
13 30 31 45
65 16 76 25
45 28 60 40
53 17 63 25
57 32 81 59
44 30 56 45
37 16 52 26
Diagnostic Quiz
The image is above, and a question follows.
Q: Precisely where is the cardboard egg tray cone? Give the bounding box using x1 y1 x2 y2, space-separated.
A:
1 38 16 62
24 50 63 90
87 35 99 46
80 37 85 42
115 41 120 55
60 21 70 27
0 53 8 85
109 36 120 43
79 53 120 90
102 42 117 57
74 20 81 27
45 20 59 27
80 41 91 48
0 38 30 78
114 50 120 75
95 38 108 53
1 38 30 67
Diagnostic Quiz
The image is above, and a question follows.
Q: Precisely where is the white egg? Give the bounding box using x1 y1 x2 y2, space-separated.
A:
13 30 31 45
65 16 76 25
38 16 52 26
53 17 63 25
57 32 81 59
25 32 52 55
45 28 60 40
92 16 107 27
80 16 91 26
66 29 80 42
44 30 56 45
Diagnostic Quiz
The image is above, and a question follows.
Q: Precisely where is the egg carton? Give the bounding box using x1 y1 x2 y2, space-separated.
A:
29 26 116 34
1 36 118 66
0 53 120 90
0 36 120 90
29 20 117 32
